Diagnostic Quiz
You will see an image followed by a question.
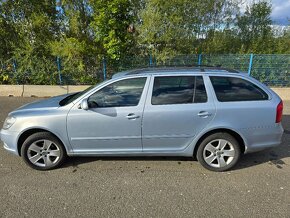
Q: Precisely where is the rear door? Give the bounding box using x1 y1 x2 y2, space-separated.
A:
142 75 216 152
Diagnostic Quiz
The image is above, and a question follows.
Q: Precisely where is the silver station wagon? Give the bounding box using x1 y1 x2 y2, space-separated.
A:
0 67 284 171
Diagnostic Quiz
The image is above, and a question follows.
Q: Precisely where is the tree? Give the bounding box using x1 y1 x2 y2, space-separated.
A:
237 1 273 53
0 0 289 85
0 0 60 84
90 0 136 60
137 0 239 59
50 0 98 84
275 29 290 54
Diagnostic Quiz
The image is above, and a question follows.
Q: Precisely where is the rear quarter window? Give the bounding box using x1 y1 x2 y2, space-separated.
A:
210 76 269 102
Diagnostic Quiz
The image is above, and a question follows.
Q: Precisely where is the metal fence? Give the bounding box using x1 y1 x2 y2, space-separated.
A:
0 54 289 86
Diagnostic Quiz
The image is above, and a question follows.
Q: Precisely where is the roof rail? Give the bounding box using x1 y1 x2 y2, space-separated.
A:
123 65 240 75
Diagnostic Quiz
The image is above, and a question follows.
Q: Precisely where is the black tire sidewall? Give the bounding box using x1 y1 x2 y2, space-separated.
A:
197 132 241 172
21 132 66 170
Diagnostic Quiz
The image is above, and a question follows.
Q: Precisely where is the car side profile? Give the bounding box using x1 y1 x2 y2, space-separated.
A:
0 67 284 171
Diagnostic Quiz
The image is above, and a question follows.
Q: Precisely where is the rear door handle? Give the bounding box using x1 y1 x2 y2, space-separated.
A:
126 113 140 120
198 111 212 118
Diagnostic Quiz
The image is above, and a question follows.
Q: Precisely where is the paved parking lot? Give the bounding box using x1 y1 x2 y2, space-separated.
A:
0 97 289 217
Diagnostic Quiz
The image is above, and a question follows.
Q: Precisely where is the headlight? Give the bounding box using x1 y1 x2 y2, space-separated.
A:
3 116 16 130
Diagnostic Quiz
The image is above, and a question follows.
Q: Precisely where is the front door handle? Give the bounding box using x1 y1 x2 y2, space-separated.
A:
198 111 212 118
126 113 140 120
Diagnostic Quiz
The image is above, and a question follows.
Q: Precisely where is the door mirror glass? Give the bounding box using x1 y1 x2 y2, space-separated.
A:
80 98 89 110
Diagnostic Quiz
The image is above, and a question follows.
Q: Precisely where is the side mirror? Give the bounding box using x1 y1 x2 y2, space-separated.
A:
80 98 89 110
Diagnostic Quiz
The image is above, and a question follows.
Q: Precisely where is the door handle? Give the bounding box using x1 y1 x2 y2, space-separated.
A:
198 111 212 118
126 113 140 120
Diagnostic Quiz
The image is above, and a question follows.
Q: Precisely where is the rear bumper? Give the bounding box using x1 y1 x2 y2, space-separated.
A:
0 129 20 156
242 124 284 153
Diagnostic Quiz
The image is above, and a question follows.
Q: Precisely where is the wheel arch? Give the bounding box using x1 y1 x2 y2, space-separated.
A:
17 128 67 156
193 128 246 158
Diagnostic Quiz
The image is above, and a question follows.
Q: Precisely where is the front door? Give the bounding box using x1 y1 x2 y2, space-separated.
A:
67 76 149 154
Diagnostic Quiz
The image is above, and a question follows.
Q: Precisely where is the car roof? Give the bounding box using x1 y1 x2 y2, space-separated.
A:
112 67 247 78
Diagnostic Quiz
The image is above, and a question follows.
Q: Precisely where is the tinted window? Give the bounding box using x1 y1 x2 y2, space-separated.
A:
152 76 207 105
194 76 208 103
210 76 269 102
88 77 146 108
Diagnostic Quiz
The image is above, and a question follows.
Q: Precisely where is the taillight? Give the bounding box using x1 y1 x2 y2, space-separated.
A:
276 101 283 123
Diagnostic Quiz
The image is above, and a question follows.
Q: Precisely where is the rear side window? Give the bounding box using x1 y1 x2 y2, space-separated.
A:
151 76 207 105
210 76 269 102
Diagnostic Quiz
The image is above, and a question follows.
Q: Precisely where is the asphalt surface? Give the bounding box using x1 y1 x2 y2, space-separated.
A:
0 97 290 218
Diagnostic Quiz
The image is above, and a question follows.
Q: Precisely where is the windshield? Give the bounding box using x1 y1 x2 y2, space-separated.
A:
59 85 96 106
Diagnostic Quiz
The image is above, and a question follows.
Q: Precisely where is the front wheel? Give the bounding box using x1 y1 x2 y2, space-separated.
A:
21 132 66 170
197 133 241 172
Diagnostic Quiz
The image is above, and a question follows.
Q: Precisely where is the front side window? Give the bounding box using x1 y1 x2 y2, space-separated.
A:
210 76 269 102
151 76 207 105
88 77 146 108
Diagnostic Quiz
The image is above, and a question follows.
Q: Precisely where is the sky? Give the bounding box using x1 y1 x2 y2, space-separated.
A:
243 0 290 25
271 0 290 25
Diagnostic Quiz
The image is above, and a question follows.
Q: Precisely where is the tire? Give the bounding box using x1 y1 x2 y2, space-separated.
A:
21 132 66 170
197 132 241 172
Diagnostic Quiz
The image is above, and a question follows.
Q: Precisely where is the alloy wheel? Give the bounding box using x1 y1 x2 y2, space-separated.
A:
203 139 235 168
27 139 61 167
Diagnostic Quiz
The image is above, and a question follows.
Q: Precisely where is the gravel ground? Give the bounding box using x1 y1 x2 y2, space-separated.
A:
0 97 289 218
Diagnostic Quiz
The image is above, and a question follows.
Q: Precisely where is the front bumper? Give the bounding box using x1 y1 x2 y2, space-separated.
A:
0 129 20 156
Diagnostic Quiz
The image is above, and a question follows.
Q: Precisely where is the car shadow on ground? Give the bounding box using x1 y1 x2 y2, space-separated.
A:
62 156 195 169
61 115 290 171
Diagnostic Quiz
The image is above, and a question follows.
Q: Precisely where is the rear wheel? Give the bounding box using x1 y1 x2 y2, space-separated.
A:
21 132 66 170
197 133 241 172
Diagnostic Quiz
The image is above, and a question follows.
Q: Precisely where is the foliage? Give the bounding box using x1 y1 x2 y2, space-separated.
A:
237 1 273 53
90 0 136 59
0 0 289 85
